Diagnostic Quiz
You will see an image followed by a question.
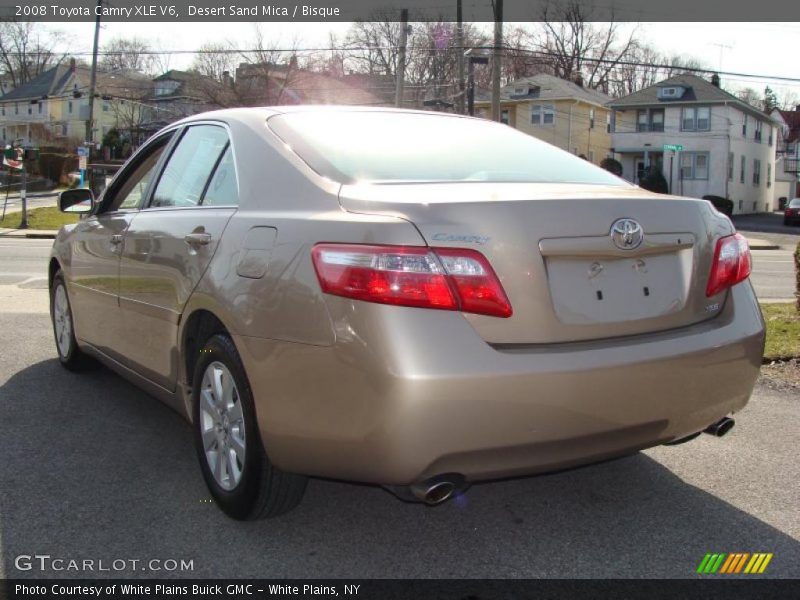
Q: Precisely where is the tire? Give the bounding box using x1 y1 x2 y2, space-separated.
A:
192 333 307 520
50 270 96 371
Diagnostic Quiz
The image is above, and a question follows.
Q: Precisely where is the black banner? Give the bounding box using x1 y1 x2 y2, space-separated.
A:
1 0 800 22
2 579 800 600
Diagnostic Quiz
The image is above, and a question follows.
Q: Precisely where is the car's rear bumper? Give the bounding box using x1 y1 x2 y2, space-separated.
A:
235 282 764 485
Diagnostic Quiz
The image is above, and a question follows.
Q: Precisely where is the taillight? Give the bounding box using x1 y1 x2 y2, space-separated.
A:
706 233 752 297
311 244 512 318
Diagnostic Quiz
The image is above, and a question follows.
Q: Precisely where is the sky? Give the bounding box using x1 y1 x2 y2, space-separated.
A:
52 21 800 104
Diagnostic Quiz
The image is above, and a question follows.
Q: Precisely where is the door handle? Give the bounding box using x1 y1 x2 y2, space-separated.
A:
184 232 212 246
110 234 123 245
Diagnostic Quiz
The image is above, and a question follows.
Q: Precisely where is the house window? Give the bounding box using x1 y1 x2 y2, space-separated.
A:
767 163 771 188
531 104 554 125
637 110 648 132
740 155 745 184
753 159 761 185
754 120 763 142
738 199 743 211
102 102 109 113
588 150 594 163
38 102 42 114
681 107 710 131
14 102 18 115
650 109 664 132
768 127 773 146
680 152 710 180
606 113 611 133
27 105 31 115
589 108 595 129
68 100 73 113
728 152 734 181
742 114 747 136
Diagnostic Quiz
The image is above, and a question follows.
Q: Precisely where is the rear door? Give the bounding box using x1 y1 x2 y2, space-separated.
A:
117 123 239 389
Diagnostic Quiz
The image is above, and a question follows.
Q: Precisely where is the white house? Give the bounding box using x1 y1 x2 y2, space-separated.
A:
608 74 778 214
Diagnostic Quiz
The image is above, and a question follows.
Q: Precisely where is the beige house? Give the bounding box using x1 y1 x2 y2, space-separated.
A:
0 59 147 148
474 73 613 164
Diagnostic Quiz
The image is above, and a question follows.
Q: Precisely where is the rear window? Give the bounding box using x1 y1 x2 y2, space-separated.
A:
268 111 628 186
790 198 800 207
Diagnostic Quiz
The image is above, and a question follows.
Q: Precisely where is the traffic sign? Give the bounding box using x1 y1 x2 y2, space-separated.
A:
663 144 683 152
78 156 88 170
77 147 89 157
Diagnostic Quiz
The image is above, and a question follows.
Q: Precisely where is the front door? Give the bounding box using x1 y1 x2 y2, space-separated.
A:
117 124 239 390
67 134 172 355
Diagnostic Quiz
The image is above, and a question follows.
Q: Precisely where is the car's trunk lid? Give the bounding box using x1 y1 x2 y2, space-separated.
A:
338 183 734 345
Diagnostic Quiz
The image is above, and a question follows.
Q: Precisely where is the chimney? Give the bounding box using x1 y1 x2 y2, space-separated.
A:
573 73 583 88
711 73 720 87
69 58 76 73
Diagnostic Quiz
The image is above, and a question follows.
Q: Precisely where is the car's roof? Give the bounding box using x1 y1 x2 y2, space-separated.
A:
171 105 474 128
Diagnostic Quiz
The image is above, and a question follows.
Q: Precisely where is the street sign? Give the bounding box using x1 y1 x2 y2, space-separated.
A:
77 147 89 157
663 144 683 152
78 156 88 170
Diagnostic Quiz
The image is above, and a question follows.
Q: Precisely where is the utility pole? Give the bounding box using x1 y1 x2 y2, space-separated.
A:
456 0 465 114
491 0 503 121
395 9 409 108
85 0 102 151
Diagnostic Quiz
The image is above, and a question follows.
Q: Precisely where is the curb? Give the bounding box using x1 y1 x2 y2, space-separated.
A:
749 244 782 251
24 232 57 239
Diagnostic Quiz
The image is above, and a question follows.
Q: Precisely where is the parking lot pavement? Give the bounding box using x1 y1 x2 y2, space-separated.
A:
0 294 798 579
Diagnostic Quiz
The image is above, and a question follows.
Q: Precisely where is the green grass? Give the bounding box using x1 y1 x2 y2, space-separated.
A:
0 206 79 230
761 303 800 361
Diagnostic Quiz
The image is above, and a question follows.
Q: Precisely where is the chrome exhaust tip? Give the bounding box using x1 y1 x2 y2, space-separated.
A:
704 417 735 437
412 480 456 505
384 473 467 505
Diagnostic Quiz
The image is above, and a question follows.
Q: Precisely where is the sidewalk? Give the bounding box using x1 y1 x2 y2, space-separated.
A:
0 227 59 239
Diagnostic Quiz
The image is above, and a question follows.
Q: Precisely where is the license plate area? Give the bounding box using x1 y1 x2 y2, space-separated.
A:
545 250 693 324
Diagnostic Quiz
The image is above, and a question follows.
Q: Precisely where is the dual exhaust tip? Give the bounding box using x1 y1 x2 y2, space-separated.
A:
389 418 736 505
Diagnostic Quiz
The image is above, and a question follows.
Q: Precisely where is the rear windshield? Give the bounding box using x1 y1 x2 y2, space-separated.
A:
790 198 800 207
268 111 629 186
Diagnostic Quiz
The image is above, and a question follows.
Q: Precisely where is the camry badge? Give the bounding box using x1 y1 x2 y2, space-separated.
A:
610 218 644 250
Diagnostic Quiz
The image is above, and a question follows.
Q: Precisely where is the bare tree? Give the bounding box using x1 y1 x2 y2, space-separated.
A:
191 42 236 81
0 21 66 88
100 36 156 74
536 1 637 90
736 87 763 110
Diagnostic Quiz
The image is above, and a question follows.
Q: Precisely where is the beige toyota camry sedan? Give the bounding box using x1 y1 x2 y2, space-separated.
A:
50 107 765 519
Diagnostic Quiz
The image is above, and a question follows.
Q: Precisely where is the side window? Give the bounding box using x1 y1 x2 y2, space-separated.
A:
150 125 229 208
201 146 239 206
106 135 172 212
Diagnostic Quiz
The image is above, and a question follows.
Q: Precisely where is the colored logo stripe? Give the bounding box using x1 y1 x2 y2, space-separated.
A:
698 553 773 574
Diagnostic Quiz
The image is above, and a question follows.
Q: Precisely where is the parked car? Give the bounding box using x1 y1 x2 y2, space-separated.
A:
784 197 800 226
50 107 765 519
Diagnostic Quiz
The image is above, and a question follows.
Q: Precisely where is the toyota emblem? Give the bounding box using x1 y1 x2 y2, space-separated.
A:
610 218 644 250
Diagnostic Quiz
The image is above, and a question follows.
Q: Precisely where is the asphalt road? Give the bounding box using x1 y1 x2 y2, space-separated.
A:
0 238 798 579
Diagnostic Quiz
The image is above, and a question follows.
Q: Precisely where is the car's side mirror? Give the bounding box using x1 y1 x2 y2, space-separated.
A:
59 188 94 214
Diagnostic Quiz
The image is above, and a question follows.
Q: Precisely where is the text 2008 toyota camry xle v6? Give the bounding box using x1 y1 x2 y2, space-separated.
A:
49 107 764 519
